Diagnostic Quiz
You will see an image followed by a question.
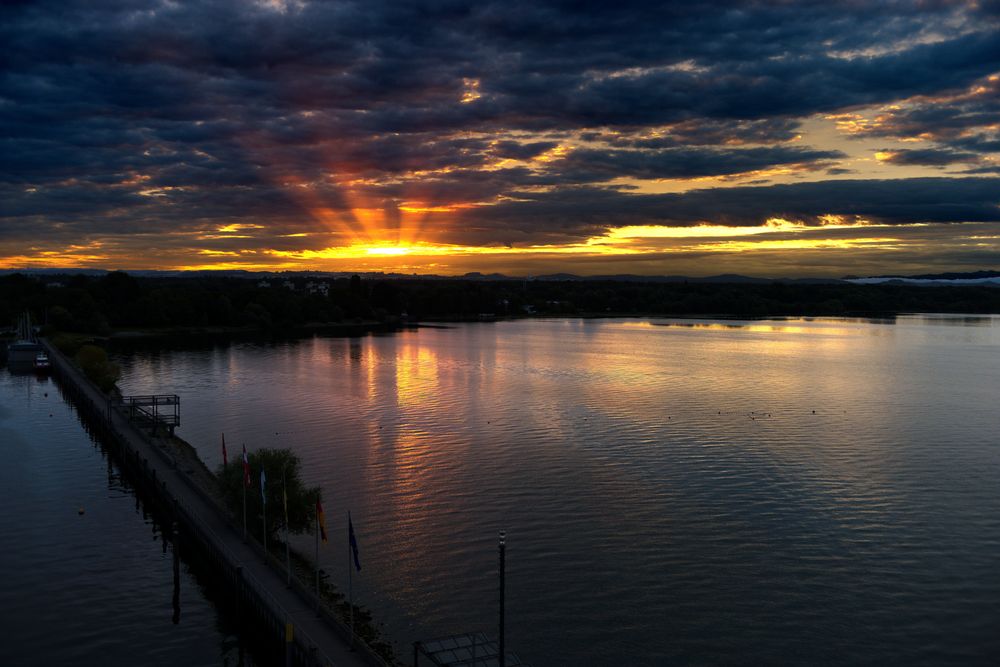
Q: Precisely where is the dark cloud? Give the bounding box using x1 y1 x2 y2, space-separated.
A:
602 118 805 148
843 73 1000 165
492 141 559 160
2 0 999 272
447 177 1000 244
551 146 844 180
876 148 981 166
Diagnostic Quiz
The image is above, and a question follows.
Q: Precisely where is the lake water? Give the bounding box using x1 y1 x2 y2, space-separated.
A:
114 316 1000 665
0 369 268 666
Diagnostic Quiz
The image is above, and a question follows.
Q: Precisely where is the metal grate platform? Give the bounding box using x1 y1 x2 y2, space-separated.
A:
415 633 528 667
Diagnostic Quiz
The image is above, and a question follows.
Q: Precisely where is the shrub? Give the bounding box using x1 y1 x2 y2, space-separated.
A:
75 344 121 393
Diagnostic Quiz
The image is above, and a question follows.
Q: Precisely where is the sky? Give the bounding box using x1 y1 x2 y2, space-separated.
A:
2 0 1000 277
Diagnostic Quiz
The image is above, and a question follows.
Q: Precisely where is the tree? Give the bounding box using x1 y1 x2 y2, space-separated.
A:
75 344 121 392
217 447 320 540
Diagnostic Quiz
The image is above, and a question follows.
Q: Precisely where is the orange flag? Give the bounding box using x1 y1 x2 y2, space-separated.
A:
316 500 328 543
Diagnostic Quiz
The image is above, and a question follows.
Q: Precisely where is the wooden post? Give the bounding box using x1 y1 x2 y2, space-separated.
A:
284 468 290 586
172 525 181 626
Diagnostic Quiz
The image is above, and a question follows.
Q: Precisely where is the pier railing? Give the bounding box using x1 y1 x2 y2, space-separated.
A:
121 394 180 433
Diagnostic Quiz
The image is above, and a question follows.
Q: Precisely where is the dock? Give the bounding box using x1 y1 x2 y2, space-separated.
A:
42 339 383 667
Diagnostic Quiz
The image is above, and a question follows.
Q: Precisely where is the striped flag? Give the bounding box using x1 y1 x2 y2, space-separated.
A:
348 512 361 571
241 444 251 487
316 500 328 543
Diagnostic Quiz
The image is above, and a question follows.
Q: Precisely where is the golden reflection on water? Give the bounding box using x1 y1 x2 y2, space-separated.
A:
395 341 439 410
634 317 894 337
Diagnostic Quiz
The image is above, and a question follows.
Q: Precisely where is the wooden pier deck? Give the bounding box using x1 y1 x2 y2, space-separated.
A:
42 339 378 667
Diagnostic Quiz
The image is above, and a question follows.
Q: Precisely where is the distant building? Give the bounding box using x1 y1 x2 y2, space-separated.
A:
305 281 329 295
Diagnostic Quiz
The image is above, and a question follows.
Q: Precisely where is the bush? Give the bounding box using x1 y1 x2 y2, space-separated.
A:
51 332 86 356
75 344 121 393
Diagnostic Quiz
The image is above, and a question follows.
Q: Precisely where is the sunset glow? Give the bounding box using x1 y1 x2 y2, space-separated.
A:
2 2 998 277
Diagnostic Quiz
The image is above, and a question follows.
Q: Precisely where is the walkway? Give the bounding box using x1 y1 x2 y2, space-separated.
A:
43 340 373 667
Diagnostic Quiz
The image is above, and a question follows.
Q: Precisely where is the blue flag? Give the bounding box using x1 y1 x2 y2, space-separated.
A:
260 468 266 505
348 512 361 571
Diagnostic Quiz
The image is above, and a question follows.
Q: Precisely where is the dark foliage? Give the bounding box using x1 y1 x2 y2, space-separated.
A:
217 447 320 541
2 272 1000 336
74 344 121 392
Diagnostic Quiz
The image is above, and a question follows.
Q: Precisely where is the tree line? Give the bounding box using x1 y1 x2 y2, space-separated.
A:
3 271 1000 335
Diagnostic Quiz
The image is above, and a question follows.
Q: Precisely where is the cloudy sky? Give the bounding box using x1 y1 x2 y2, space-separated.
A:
2 0 999 276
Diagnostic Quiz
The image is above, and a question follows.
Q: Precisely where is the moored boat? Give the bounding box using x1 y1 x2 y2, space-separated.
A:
33 351 51 373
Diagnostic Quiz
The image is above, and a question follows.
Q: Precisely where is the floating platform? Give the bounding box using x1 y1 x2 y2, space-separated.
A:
415 633 528 667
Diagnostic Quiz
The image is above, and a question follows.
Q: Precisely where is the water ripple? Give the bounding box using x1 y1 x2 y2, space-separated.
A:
114 316 1000 665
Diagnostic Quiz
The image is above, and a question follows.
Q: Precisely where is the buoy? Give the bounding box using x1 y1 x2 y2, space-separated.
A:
78 507 85 515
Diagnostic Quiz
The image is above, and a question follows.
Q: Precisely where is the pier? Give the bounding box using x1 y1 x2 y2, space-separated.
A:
42 339 383 667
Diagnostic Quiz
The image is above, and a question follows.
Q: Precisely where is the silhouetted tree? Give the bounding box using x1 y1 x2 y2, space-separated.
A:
217 447 321 541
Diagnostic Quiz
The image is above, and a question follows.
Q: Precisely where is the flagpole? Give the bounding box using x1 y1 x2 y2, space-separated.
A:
348 511 354 649
241 444 248 543
284 468 290 586
314 511 320 612
262 471 267 562
499 529 506 667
